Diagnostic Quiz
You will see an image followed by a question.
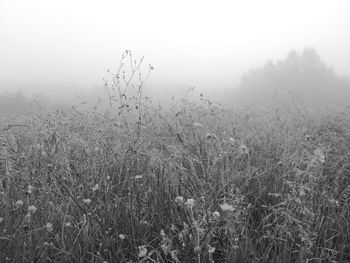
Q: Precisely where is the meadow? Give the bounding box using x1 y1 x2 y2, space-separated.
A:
0 53 350 262
1 95 350 263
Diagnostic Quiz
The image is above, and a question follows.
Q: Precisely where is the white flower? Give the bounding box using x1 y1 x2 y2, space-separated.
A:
185 198 195 209
213 211 220 220
219 203 235 212
193 246 201 254
27 185 34 194
15 200 24 207
92 184 100 192
83 198 91 205
28 205 38 214
106 175 111 180
229 137 235 143
119 234 126 240
208 245 216 254
138 245 147 258
65 222 71 227
45 222 53 232
134 175 143 180
314 148 325 163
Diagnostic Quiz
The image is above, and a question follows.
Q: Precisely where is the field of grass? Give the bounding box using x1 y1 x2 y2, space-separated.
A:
0 93 350 263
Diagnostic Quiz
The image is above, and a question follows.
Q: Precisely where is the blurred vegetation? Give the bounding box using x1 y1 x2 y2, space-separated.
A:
0 90 53 116
0 91 31 115
231 48 350 107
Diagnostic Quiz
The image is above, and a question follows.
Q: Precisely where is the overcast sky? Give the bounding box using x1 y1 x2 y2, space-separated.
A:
1 0 350 97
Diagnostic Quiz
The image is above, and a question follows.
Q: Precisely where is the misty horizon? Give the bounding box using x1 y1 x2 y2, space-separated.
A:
1 0 350 102
0 47 349 104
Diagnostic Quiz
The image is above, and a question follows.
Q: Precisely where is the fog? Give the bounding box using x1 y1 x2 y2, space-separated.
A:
1 0 350 103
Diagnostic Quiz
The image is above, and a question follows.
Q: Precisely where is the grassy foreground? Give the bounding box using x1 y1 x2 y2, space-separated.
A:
0 98 350 263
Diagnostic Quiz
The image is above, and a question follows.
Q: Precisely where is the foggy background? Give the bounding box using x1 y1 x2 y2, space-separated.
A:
1 0 350 109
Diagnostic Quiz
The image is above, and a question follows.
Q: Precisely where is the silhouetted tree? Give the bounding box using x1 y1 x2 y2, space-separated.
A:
232 48 349 106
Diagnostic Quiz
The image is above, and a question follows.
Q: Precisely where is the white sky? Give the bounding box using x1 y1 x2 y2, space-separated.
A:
1 0 350 96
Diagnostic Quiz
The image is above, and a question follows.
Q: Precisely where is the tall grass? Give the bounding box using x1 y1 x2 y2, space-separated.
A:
1 97 349 262
0 54 349 262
